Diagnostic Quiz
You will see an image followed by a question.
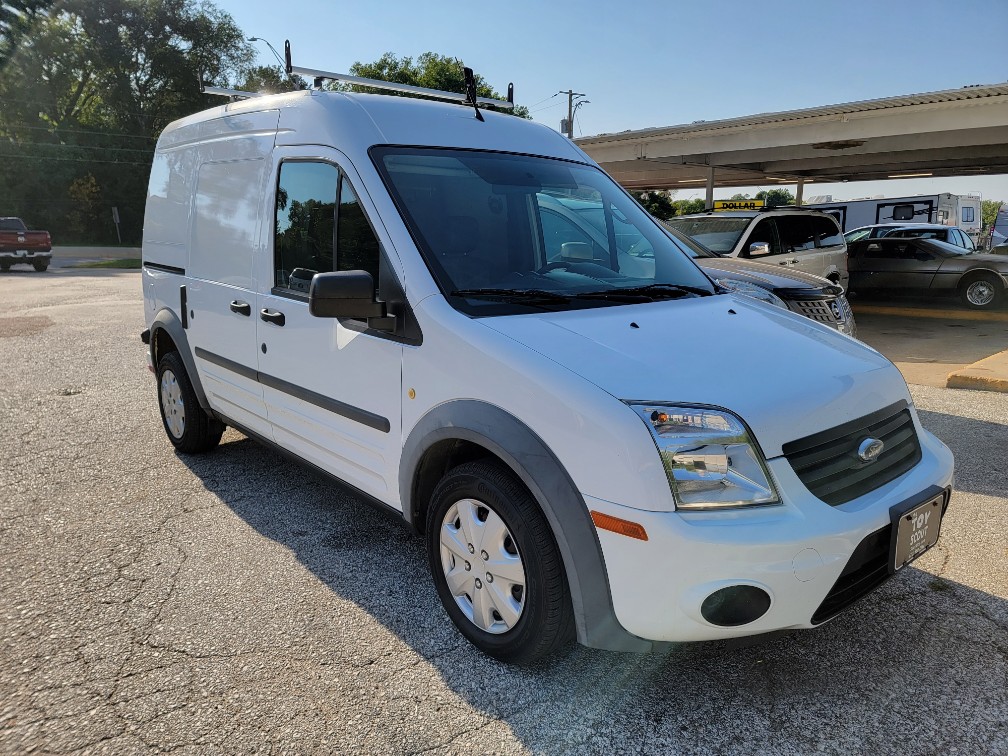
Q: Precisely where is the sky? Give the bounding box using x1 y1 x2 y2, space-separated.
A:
216 0 1008 203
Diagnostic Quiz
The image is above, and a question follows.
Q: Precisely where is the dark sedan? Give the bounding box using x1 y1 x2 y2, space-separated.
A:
848 236 1008 309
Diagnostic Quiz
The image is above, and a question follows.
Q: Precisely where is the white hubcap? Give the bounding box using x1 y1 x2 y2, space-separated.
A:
160 370 185 439
439 498 526 634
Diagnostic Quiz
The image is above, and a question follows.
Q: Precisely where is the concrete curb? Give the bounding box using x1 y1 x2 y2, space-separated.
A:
852 303 1008 323
946 349 1008 393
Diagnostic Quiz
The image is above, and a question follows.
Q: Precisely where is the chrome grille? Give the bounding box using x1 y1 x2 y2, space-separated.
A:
787 298 840 324
782 401 922 506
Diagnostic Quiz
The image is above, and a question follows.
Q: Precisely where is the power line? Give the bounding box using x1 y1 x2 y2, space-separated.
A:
526 92 560 110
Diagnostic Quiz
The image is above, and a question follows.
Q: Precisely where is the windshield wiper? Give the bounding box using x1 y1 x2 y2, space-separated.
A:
572 283 713 301
450 287 572 303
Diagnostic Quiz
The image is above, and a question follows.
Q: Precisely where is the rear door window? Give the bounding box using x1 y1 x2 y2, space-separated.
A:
775 215 817 253
811 216 843 247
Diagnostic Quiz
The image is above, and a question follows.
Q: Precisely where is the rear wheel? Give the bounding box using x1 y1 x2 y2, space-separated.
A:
0 263 9 272
156 351 224 453
33 261 48 272
960 274 1002 310
426 460 574 665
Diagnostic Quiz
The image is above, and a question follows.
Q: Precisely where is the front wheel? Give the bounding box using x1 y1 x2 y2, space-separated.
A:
156 351 224 453
960 274 1002 310
426 460 574 665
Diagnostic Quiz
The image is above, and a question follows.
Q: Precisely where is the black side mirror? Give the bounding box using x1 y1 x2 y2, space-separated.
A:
309 271 395 331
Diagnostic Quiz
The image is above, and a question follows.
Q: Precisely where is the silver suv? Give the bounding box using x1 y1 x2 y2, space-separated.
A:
667 208 848 288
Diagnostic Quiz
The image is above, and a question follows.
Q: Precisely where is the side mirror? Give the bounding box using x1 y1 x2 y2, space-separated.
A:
748 242 771 257
308 271 395 330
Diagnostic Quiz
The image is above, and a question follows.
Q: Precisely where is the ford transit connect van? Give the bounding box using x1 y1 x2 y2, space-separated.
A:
140 80 953 664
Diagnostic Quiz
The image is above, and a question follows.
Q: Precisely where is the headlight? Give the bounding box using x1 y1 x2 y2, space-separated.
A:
630 404 780 510
714 278 788 310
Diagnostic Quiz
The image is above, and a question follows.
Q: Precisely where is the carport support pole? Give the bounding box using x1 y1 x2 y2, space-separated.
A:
796 180 804 207
705 167 714 210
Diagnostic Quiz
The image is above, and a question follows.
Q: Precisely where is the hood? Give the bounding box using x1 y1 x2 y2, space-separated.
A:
696 257 841 294
482 295 906 458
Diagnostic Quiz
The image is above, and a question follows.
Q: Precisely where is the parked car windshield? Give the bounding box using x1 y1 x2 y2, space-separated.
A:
665 216 751 253
373 147 715 314
844 227 872 243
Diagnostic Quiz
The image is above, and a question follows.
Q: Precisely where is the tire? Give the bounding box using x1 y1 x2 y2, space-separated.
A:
0 263 9 272
960 273 1002 310
33 262 48 272
155 351 224 453
426 460 574 665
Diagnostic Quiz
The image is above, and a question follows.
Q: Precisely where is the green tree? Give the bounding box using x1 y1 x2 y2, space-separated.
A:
981 199 1003 235
755 188 796 207
671 198 706 216
236 65 306 94
0 0 256 244
344 51 530 118
631 190 676 220
728 192 751 201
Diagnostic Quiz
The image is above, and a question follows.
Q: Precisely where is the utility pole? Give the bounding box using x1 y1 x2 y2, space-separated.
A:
560 89 587 139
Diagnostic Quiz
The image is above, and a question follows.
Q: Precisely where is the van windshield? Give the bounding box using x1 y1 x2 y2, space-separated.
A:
372 147 715 314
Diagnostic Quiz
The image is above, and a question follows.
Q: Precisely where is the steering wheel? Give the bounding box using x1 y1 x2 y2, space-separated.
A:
536 261 571 274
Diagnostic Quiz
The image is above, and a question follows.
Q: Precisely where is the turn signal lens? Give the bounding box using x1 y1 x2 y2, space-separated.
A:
590 511 648 541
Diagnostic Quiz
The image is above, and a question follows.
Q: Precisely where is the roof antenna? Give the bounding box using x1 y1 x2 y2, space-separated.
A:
462 66 484 122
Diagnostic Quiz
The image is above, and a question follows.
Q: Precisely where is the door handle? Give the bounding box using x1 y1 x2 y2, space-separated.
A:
229 300 251 316
260 309 285 327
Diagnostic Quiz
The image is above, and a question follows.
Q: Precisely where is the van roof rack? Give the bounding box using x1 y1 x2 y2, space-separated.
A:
201 82 264 101
283 40 514 113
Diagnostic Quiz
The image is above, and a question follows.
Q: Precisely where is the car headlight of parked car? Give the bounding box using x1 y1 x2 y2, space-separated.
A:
715 278 788 310
630 404 780 511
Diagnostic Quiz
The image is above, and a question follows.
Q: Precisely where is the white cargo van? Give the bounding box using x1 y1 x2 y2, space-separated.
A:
140 67 954 663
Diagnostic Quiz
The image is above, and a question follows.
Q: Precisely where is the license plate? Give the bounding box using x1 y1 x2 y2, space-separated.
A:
891 493 944 571
16 250 28 255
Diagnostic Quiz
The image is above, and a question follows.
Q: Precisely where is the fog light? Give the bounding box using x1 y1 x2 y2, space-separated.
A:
700 585 771 626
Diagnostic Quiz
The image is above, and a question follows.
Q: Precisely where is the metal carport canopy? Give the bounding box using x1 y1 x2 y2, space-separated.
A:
575 83 1008 193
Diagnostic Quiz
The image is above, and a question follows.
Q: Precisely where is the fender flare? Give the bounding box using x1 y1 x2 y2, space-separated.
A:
400 400 652 652
150 308 211 411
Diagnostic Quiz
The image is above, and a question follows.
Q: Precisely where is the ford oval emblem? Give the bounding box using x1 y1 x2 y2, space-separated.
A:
858 437 885 463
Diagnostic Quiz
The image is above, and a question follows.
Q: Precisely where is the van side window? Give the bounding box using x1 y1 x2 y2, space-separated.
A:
275 162 338 292
336 180 381 289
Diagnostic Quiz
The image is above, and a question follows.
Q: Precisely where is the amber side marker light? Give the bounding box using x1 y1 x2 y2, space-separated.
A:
590 511 649 541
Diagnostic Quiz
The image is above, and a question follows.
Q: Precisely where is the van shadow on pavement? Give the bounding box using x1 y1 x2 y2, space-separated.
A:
178 433 1008 753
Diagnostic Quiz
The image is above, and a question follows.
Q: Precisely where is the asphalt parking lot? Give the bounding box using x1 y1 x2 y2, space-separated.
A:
1 268 1006 755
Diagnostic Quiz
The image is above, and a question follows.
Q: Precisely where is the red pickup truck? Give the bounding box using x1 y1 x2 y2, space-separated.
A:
1 217 52 272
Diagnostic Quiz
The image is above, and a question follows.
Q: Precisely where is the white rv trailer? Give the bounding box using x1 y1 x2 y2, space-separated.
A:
807 193 982 244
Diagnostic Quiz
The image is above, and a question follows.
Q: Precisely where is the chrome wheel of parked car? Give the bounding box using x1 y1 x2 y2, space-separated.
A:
439 497 527 634
962 274 1000 309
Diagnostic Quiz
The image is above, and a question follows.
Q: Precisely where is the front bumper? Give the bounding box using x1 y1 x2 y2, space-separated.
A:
587 425 954 642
